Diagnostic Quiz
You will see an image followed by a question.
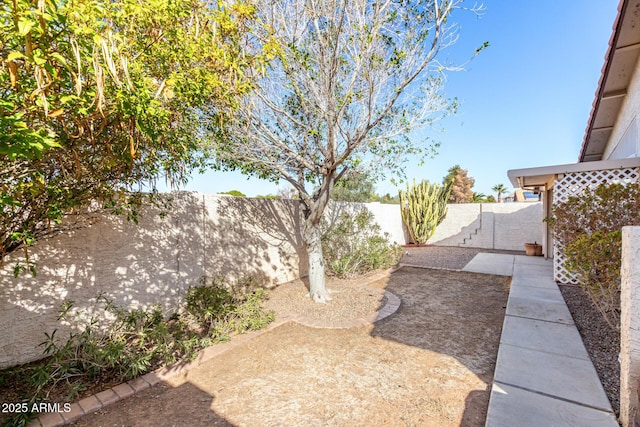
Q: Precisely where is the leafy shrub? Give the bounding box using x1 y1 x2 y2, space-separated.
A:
550 182 640 329
1 277 273 426
321 208 402 278
183 275 274 341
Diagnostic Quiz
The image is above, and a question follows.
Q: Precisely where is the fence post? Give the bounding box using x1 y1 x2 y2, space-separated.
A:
621 226 640 427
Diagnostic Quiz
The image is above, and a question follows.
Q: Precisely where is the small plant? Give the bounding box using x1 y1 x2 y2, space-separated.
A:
550 182 640 330
183 276 274 340
321 209 402 278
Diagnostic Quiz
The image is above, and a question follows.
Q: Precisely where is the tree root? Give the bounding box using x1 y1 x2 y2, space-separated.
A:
309 290 333 304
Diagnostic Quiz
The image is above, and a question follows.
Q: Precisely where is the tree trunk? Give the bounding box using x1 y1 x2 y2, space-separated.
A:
300 175 335 303
303 220 331 303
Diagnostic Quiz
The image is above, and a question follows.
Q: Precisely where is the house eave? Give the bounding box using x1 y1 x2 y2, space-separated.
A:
579 0 640 162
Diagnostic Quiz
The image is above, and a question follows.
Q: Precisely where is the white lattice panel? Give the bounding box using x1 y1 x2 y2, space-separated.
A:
553 167 640 284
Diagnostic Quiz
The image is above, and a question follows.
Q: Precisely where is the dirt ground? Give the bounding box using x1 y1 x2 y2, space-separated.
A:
71 265 510 427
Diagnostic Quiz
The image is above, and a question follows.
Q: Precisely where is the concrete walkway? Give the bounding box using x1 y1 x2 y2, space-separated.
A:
463 253 619 426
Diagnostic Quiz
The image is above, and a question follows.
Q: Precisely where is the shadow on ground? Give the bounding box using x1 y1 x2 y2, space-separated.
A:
71 265 509 427
72 381 236 427
370 267 510 425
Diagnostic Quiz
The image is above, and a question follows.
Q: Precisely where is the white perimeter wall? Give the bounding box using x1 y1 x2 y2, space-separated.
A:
429 202 543 251
0 193 308 368
0 194 541 368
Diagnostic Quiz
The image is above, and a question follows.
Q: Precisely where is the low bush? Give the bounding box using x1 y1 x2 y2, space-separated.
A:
321 208 402 278
0 276 274 427
182 275 274 341
550 182 640 330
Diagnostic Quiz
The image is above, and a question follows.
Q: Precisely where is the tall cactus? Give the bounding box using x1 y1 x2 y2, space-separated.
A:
399 179 452 245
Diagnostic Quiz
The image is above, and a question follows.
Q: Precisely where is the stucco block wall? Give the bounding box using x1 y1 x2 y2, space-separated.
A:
0 194 543 368
620 226 640 427
0 193 305 369
428 204 482 246
200 194 307 284
603 55 640 160
361 202 406 245
429 202 543 251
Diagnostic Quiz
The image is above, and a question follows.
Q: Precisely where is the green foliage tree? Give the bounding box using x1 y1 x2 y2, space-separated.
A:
550 182 640 330
485 195 496 203
1 0 255 270
331 172 377 203
398 179 452 245
214 0 485 302
492 183 508 203
471 192 486 203
443 165 474 203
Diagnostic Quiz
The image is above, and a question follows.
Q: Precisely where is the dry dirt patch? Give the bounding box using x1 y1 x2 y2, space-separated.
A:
72 267 509 427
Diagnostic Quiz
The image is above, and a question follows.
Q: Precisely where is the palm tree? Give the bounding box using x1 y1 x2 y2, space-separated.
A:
471 192 486 203
492 184 508 203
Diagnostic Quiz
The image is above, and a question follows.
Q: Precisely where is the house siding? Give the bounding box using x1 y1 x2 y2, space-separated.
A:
603 55 640 160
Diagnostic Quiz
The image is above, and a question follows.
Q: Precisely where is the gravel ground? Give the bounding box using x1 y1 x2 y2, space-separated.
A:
70 266 509 427
400 246 524 270
263 246 522 325
559 284 621 416
33 245 620 426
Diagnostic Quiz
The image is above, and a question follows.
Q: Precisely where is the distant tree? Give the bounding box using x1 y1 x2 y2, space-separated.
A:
492 183 508 203
331 172 377 203
378 193 401 205
443 165 474 203
277 187 298 200
214 0 485 302
471 192 487 203
486 195 496 203
219 190 246 197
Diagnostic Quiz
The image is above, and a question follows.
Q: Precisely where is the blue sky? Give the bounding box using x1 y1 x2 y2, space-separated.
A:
161 1 619 199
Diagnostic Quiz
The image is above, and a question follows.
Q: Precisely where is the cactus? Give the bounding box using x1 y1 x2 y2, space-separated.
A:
398 179 452 245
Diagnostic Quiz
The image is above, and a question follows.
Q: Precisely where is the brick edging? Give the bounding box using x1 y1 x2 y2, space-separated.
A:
27 317 292 427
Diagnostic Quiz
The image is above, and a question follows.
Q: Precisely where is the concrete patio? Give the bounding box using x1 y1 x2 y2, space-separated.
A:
464 254 619 426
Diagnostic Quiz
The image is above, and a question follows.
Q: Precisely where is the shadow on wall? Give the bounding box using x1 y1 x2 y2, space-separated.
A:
0 192 205 368
0 193 415 368
0 192 311 368
209 195 308 285
211 197 379 290
492 203 544 251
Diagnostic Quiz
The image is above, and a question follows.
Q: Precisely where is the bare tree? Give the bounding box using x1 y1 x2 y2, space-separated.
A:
215 0 484 302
